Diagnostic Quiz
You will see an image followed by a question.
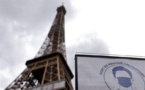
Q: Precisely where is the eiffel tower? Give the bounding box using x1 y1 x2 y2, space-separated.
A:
5 5 73 90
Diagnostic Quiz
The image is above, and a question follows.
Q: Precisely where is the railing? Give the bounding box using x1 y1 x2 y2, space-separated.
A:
26 80 65 90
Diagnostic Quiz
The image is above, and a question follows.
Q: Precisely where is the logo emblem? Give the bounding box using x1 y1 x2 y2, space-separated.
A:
100 62 145 90
112 66 133 88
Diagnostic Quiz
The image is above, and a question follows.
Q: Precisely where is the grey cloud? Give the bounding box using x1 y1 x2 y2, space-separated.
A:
0 0 73 29
0 0 109 89
0 21 27 68
67 33 109 71
66 33 109 88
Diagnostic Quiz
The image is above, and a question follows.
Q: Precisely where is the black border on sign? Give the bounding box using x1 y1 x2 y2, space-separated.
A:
75 55 78 90
75 54 145 90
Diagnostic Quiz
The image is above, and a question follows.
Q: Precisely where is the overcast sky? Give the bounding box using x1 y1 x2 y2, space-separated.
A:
0 0 145 90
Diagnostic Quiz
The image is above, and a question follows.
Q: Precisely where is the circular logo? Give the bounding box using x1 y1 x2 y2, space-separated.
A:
100 62 145 90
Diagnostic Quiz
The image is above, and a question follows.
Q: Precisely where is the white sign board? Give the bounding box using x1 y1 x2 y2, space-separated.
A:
75 54 145 90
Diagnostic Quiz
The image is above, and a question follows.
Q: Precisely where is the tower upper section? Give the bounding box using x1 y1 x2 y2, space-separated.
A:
35 5 66 58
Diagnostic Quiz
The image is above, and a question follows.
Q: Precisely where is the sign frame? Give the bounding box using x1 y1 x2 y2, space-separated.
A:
75 54 145 90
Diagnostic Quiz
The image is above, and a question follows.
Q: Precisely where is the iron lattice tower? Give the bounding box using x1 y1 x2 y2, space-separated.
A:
5 5 73 90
